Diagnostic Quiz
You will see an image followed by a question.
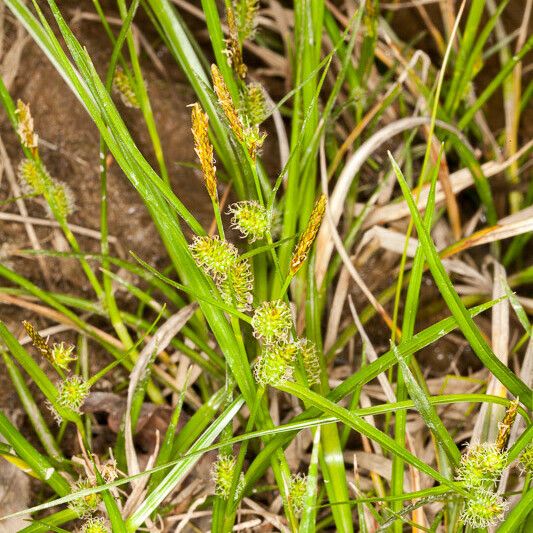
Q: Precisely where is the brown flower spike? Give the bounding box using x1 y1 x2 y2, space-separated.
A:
225 6 247 80
211 64 244 142
290 194 327 275
191 103 217 201
23 320 53 363
16 100 38 153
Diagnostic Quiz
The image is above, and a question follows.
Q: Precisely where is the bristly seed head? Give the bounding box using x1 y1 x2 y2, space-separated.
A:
68 478 101 518
228 201 269 242
49 180 75 220
455 442 508 488
191 102 218 202
18 159 47 195
253 340 299 386
189 235 238 282
80 517 110 533
299 338 321 386
242 82 269 126
57 375 90 414
219 257 254 312
518 443 533 476
288 473 307 515
112 67 139 109
290 194 327 275
16 99 38 151
460 489 507 528
211 453 238 499
251 300 292 343
51 342 77 371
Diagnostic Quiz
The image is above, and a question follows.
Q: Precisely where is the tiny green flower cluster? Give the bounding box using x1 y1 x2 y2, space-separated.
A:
79 517 110 533
57 375 90 414
288 473 307 515
519 443 533 475
254 340 299 386
252 302 322 387
461 489 507 529
228 201 269 242
189 235 253 312
211 453 243 500
68 478 102 518
456 442 508 488
50 341 77 370
457 442 509 528
252 300 292 343
18 158 75 219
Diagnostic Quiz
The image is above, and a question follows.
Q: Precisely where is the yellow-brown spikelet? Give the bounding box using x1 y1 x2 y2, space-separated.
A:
15 100 38 153
22 321 53 363
191 103 218 201
290 194 327 275
211 64 244 142
496 397 519 451
112 67 139 109
225 6 247 80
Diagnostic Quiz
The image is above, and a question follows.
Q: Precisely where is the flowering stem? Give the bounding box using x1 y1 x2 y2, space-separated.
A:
212 197 225 239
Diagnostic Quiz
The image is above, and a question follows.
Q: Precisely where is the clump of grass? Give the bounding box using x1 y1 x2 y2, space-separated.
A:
0 0 531 531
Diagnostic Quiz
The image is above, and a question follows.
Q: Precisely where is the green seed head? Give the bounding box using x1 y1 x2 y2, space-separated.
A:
519 443 533 475
254 341 299 386
68 478 101 518
80 517 109 533
288 473 307 515
18 158 48 195
299 339 321 386
57 375 90 414
456 442 508 488
228 201 269 242
189 236 238 282
49 181 75 219
50 342 76 371
211 454 237 499
460 489 507 528
251 300 292 343
219 257 254 312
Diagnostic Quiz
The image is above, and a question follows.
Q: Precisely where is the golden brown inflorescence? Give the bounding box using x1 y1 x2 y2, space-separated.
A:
211 64 244 143
191 103 218 201
290 194 327 275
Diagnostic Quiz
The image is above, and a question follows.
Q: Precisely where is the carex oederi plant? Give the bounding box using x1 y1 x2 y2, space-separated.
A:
0 0 532 531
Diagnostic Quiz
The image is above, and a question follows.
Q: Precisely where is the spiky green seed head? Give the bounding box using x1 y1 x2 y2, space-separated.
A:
288 473 307 515
50 342 76 370
456 442 508 488
57 375 90 414
80 517 109 533
228 201 269 242
251 300 292 343
242 82 268 125
18 158 48 195
211 454 237 499
518 443 533 475
460 489 507 528
189 236 238 282
68 479 101 518
49 181 75 219
299 339 321 386
112 67 139 109
219 257 254 312
254 341 299 386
